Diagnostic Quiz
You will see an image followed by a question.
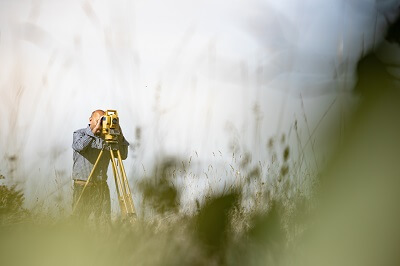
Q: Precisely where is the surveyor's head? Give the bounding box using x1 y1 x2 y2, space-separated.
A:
89 109 105 133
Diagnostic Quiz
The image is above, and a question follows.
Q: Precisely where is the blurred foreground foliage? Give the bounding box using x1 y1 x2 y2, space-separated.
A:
0 184 28 225
0 155 310 266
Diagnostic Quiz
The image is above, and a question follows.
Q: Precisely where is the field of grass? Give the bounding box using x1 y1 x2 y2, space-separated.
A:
2 85 400 266
1 123 319 266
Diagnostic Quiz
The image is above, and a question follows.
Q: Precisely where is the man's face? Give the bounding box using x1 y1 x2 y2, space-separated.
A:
89 111 105 134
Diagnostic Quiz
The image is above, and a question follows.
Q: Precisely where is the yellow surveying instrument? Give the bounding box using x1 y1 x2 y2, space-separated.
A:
72 110 136 219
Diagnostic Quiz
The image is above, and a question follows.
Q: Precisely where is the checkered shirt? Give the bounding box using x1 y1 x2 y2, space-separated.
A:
72 125 129 181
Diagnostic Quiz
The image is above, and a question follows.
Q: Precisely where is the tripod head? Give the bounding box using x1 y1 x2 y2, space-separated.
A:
103 140 120 151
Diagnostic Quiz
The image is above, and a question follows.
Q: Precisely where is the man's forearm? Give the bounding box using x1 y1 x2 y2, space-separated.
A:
72 127 97 152
72 133 93 152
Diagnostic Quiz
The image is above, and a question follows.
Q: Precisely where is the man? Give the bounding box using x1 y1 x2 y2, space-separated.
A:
72 109 129 221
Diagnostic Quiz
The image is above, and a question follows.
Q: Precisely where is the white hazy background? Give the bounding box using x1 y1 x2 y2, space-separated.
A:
0 0 396 214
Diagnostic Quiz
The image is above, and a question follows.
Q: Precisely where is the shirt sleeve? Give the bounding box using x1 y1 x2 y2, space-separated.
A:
119 136 130 160
72 127 95 152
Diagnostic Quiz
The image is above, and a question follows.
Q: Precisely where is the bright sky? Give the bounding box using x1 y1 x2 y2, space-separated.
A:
0 0 397 211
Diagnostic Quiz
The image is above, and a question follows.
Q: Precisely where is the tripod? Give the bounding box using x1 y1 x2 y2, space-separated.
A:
72 140 136 218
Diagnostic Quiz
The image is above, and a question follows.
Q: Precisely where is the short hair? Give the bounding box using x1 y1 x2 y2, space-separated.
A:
91 109 105 118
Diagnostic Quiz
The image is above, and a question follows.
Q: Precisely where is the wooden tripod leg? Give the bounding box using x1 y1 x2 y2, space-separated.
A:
72 148 104 214
116 150 136 215
110 149 129 216
109 150 125 215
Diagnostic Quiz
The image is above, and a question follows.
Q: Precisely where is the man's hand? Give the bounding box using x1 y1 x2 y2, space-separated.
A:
92 116 103 135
